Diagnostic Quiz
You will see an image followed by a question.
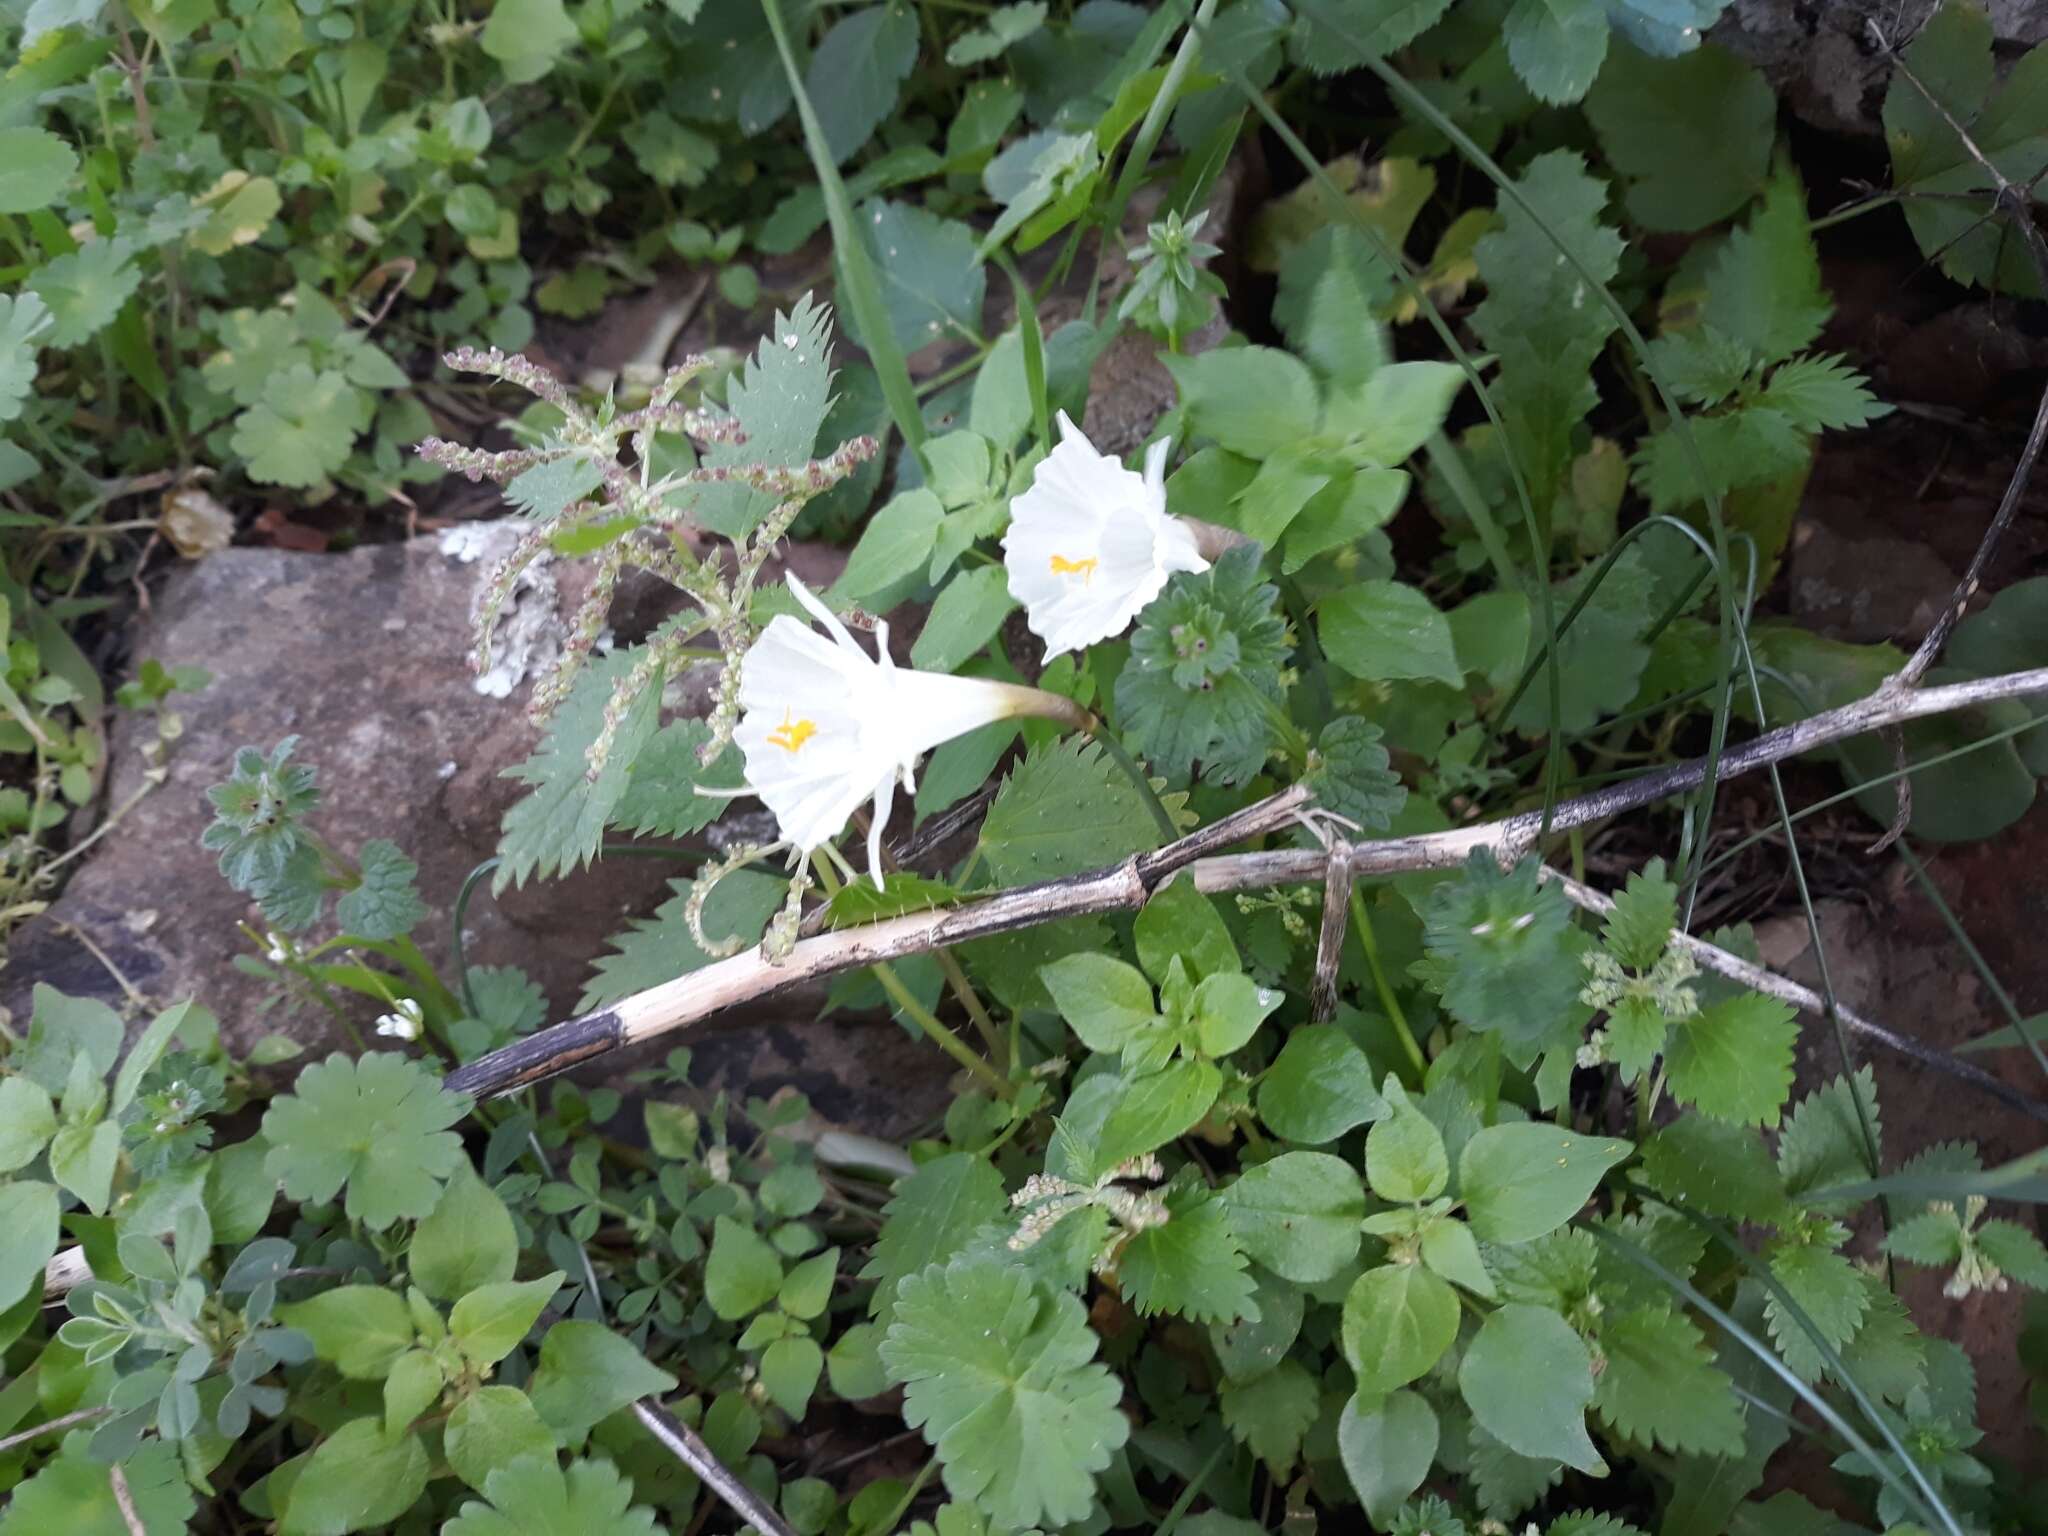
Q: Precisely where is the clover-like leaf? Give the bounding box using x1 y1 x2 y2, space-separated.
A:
29 239 142 349
0 292 53 424
260 1053 469 1230
882 1256 1129 1530
443 1454 659 1536
230 364 374 488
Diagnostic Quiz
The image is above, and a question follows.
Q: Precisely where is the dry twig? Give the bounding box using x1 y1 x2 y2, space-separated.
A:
446 665 2048 1102
1543 870 2048 1126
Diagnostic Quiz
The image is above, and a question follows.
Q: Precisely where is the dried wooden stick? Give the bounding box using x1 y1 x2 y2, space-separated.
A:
445 665 2048 1102
631 1399 799 1536
1544 870 2048 1126
1310 844 1352 1023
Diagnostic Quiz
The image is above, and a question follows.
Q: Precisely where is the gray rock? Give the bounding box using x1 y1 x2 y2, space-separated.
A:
4 526 954 1138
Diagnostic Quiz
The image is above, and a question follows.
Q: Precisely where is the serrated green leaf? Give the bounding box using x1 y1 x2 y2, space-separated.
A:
862 1151 1008 1322
335 838 425 940
606 719 736 839
1288 0 1454 76
1601 858 1678 971
1274 225 1391 385
693 295 835 538
1640 1115 1787 1222
0 292 52 423
1118 1180 1257 1324
979 736 1165 884
1764 1241 1868 1382
1306 716 1407 831
1219 1356 1319 1473
260 1052 468 1231
1664 991 1796 1128
1753 353 1889 432
1777 1068 1880 1210
579 869 784 1010
505 457 604 521
1471 150 1625 515
882 1257 1129 1530
497 650 662 892
0 1438 194 1536
1503 0 1609 105
1116 544 1291 785
1702 168 1831 364
1594 1304 1746 1456
1422 851 1583 1047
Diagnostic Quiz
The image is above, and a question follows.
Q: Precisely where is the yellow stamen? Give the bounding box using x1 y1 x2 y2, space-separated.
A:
767 710 818 753
1049 553 1098 582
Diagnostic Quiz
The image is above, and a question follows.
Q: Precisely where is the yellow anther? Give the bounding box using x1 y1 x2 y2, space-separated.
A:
1049 553 1099 582
767 710 818 753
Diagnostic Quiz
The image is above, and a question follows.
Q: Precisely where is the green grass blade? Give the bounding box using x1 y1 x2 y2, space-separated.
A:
760 0 928 455
1595 1214 1964 1536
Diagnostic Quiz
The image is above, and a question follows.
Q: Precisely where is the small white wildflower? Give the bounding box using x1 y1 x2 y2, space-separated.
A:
374 997 425 1042
263 931 295 965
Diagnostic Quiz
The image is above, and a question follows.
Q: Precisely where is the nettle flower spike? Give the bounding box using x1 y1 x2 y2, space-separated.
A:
732 576 1091 885
1002 411 1211 659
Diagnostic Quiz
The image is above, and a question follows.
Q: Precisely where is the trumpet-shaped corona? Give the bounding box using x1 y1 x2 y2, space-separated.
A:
1002 411 1208 659
734 576 1082 884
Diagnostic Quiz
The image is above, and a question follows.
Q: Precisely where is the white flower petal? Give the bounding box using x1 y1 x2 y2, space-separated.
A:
733 588 1063 855
1003 419 1206 656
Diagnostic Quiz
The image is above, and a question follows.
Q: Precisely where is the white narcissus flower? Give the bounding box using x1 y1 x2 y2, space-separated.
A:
735 576 1086 885
1001 411 1209 659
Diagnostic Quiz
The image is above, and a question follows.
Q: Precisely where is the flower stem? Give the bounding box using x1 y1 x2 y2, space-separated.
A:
934 946 1007 1067
812 856 1012 1098
1350 885 1426 1077
871 959 1014 1100
1086 721 1180 843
